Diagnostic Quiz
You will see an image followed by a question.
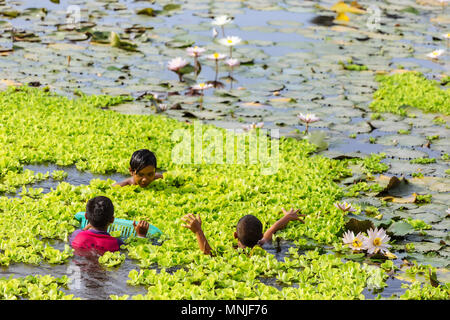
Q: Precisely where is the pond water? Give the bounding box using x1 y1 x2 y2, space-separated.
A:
0 0 448 299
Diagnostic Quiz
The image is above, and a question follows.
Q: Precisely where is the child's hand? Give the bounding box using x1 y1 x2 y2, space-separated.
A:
281 208 305 223
181 213 203 234
155 172 163 180
133 220 149 238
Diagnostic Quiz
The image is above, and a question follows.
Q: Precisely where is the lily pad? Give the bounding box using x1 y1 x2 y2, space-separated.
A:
387 221 415 237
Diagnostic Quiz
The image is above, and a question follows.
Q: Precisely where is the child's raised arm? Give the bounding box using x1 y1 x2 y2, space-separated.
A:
258 208 304 246
181 213 212 255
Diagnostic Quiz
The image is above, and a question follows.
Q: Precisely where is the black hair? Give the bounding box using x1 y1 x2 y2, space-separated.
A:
130 149 157 173
236 215 263 248
85 196 114 228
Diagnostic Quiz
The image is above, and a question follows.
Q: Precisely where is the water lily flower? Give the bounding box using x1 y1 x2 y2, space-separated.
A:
242 122 264 131
206 52 227 82
363 227 391 255
219 36 242 47
206 52 227 61
157 104 168 112
186 46 206 58
426 49 445 59
212 15 233 27
342 230 365 251
192 83 213 110
334 201 357 212
225 58 240 68
167 57 188 82
297 113 320 133
192 83 213 91
186 46 206 76
219 36 242 58
212 15 233 37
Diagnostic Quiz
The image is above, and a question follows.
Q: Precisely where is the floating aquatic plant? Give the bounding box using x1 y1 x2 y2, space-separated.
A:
371 72 450 116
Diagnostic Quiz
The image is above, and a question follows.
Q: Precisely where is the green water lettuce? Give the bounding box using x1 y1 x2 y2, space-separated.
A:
371 72 450 116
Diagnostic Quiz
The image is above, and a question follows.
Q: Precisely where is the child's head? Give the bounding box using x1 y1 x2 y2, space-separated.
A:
86 196 114 229
234 215 263 248
129 149 157 188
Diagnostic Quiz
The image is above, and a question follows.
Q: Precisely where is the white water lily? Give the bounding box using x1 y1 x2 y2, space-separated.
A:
212 27 218 38
426 49 445 59
167 57 188 71
192 83 213 91
206 52 227 61
342 230 365 251
443 33 450 39
212 15 233 26
219 36 242 59
186 46 206 57
363 227 391 255
334 201 357 212
242 122 264 131
219 36 242 47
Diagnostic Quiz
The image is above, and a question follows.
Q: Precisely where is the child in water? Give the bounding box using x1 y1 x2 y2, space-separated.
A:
114 149 163 188
70 196 149 254
181 208 304 255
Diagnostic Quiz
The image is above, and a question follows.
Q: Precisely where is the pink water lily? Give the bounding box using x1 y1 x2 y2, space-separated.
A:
186 46 206 57
297 113 320 133
334 201 357 212
225 58 240 68
167 57 188 71
297 113 320 123
167 57 189 82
